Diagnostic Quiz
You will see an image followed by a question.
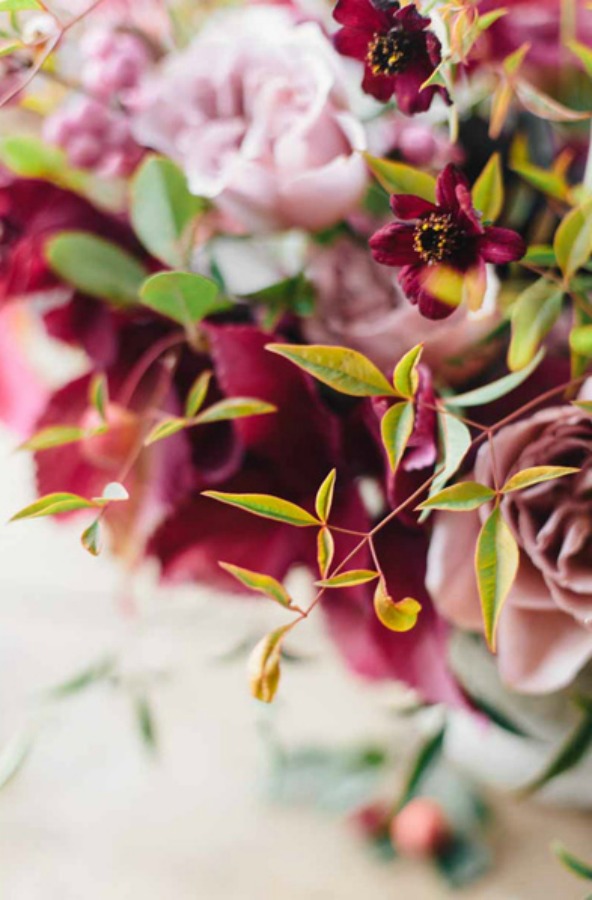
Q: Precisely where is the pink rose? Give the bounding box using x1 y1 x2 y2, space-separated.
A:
303 237 498 385
426 402 592 694
131 7 367 232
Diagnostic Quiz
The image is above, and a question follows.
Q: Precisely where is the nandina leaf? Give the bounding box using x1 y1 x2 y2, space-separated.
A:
570 324 592 357
508 278 563 371
219 562 294 609
567 39 592 78
193 398 276 424
418 481 496 512
373 579 422 633
472 153 504 222
523 245 557 266
88 373 109 423
316 570 380 588
445 348 545 407
501 466 579 493
393 343 423 398
519 696 592 796
139 271 230 326
144 417 189 446
81 519 102 557
185 370 212 418
315 469 336 523
317 527 335 578
267 344 396 397
475 506 519 651
380 401 415 472
554 201 592 280
511 162 570 202
248 626 291 703
19 425 87 451
10 492 98 520
362 153 436 202
489 79 514 140
503 43 531 76
202 491 319 527
553 841 592 881
516 79 592 123
419 413 472 522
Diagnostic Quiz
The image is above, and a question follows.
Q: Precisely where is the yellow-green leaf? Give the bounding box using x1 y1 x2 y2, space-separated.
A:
510 161 570 202
570 323 592 356
202 491 319 527
553 841 592 881
417 481 496 512
501 465 579 493
362 153 436 202
19 425 87 452
317 527 334 578
219 562 294 609
380 401 415 472
554 201 592 280
248 626 290 703
267 344 396 397
445 348 545 407
144 417 189 446
519 696 592 796
373 579 422 632
475 506 519 651
193 398 276 424
567 39 592 78
81 519 102 557
88 373 108 423
10 492 97 521
316 569 380 588
516 79 591 123
508 278 563 371
393 343 423 398
419 413 472 522
315 469 336 522
139 271 230 327
185 370 212 418
472 152 504 222
503 42 531 75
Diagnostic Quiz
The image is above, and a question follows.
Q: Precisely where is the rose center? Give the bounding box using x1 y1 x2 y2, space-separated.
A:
413 214 460 265
366 29 413 77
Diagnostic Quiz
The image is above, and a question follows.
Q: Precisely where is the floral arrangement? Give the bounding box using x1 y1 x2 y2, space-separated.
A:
3 0 592 887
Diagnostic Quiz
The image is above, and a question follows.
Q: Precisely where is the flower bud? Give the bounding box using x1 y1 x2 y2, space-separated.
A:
389 798 451 858
80 403 141 471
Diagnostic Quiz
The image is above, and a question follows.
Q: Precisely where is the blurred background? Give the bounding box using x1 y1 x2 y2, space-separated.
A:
0 422 590 900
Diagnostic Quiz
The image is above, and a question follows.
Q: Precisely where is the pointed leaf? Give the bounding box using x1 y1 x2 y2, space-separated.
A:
516 79 591 123
81 519 102 557
393 343 423 398
554 202 592 279
380 401 415 472
10 492 97 521
418 481 496 512
248 626 290 703
202 491 319 527
420 413 472 522
374 579 422 633
185 370 212 418
503 42 531 75
523 245 557 267
139 271 230 326
19 425 87 451
219 562 294 609
567 39 592 78
316 569 380 588
475 506 519 651
267 344 396 397
511 162 569 201
472 153 504 222
315 469 336 522
570 323 592 356
445 348 545 407
502 466 579 493
193 398 276 424
553 842 592 881
508 278 563 371
89 373 109 423
317 527 334 578
144 417 189 446
362 153 436 202
519 697 592 796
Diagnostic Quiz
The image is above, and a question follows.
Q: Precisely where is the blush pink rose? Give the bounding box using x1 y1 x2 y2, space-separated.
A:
303 237 499 385
131 7 367 232
426 401 592 695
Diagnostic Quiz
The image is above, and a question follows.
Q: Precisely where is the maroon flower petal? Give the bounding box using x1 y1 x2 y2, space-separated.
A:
477 226 526 264
334 27 370 60
425 29 443 67
390 193 437 220
456 183 484 235
333 0 386 32
362 66 396 102
435 164 470 212
394 62 437 115
394 2 431 33
369 223 419 266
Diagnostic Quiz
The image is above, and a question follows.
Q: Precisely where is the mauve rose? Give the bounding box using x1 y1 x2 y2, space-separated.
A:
426 398 592 694
303 237 499 385
131 7 367 232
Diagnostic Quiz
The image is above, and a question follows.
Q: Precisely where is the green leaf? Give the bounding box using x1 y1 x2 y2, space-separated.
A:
362 153 436 202
139 271 230 327
519 696 592 796
317 527 335 578
445 348 544 407
316 570 380 589
144 417 188 446
503 42 530 75
570 323 592 356
472 153 504 222
398 727 446 808
380 401 415 472
219 562 294 609
185 370 212 418
508 278 563 371
130 156 204 267
573 400 592 414
267 344 396 397
475 506 519 651
523 244 557 267
81 519 102 557
554 201 592 280
315 469 336 523
244 273 315 328
89 373 108 423
19 425 87 451
419 413 472 522
193 398 276 424
373 580 422 633
135 695 158 753
10 492 98 521
248 626 290 703
511 162 570 202
567 39 592 78
202 491 319 527
45 232 146 307
516 78 592 123
418 481 496 512
553 842 592 881
393 343 423 398
47 656 115 698
502 465 579 493
0 0 41 9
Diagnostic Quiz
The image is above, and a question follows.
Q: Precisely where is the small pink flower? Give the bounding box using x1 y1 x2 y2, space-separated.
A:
81 27 152 101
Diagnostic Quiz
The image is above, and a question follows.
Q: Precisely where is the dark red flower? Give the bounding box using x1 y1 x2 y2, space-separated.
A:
369 164 526 319
333 0 449 113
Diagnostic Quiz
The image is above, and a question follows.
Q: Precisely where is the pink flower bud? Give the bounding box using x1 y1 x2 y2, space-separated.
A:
80 403 141 471
389 798 451 858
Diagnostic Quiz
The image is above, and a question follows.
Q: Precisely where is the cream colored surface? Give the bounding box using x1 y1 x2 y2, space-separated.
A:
0 426 589 900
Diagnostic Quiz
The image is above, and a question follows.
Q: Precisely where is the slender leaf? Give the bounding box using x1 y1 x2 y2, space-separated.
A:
185 370 212 418
19 425 87 451
502 465 579 494
88 373 109 423
393 343 423 398
475 506 519 651
267 344 396 397
248 626 290 703
139 271 230 326
144 417 188 446
570 324 592 356
445 349 544 407
317 527 335 578
553 842 592 881
10 492 97 521
554 202 592 280
380 401 415 472
81 519 102 557
516 79 592 123
420 413 472 521
362 153 436 202
194 398 276 424
202 491 319 527
373 579 422 632
472 153 504 222
508 278 563 371
418 481 496 512
219 561 294 609
316 570 380 588
315 469 336 523
519 697 592 796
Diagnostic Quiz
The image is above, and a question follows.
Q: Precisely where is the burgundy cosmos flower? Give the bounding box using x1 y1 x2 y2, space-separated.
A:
333 0 449 113
369 164 526 319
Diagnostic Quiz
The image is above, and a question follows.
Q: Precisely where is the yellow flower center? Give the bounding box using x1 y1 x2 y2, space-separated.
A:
413 214 459 265
366 30 412 77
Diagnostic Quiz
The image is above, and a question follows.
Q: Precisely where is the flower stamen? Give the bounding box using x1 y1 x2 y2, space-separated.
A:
366 29 412 77
413 213 460 265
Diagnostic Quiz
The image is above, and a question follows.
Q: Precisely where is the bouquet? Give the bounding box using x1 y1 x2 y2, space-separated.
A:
2 0 592 887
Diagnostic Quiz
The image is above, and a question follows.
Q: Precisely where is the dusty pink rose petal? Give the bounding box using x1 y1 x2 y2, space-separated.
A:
427 398 592 694
0 306 48 435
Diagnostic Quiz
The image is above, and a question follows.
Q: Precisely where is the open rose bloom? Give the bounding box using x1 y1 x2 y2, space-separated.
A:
4 0 592 885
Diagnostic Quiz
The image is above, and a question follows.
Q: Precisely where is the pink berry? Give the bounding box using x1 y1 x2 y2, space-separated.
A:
389 798 451 858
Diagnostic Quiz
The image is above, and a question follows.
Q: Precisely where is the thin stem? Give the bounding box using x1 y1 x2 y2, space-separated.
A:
117 331 186 409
